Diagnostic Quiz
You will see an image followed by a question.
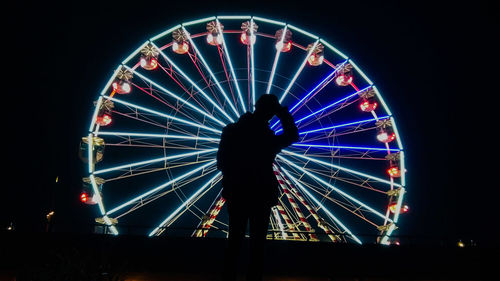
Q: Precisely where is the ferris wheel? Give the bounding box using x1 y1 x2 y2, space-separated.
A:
80 15 408 245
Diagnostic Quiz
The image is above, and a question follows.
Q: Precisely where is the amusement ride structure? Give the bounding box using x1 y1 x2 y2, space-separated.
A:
80 15 408 245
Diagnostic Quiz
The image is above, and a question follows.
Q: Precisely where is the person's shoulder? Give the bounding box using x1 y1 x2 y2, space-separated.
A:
223 123 236 130
229 112 254 128
239 112 253 122
222 112 255 135
222 123 236 135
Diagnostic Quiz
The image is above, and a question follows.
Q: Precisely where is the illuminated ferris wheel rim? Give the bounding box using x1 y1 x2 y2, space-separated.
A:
84 15 407 245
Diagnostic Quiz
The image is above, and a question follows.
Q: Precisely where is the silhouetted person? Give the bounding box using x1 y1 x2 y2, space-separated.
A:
217 94 299 281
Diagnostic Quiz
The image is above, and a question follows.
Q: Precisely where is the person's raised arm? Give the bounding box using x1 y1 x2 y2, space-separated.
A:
273 106 299 152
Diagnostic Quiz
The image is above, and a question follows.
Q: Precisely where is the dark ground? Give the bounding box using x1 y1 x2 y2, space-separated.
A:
1 231 495 280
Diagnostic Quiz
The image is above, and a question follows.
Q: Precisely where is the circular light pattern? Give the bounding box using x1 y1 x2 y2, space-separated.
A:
82 16 407 245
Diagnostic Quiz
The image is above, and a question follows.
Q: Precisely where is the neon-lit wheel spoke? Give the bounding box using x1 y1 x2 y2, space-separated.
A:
82 15 407 245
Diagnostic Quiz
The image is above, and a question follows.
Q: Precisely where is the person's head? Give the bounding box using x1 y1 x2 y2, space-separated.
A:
254 94 281 121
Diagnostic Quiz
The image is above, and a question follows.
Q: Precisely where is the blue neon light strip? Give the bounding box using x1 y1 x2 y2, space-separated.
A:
271 61 347 130
274 85 372 133
295 85 372 124
289 61 347 113
292 143 400 152
298 115 390 135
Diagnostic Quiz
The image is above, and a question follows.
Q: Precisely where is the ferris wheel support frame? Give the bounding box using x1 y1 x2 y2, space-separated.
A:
84 15 407 244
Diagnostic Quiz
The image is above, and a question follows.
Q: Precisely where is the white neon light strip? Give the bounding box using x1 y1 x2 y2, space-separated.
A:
102 216 119 235
106 160 216 216
282 150 401 188
348 59 374 86
89 174 105 215
250 18 256 109
93 149 217 175
252 16 286 26
390 116 404 150
149 171 221 236
372 86 392 116
87 133 94 174
287 24 319 40
181 26 240 118
96 131 220 142
320 39 348 60
216 18 246 113
400 151 406 187
90 177 118 236
280 167 362 244
109 226 119 235
182 16 216 27
89 178 117 236
266 25 288 94
126 66 226 127
104 96 222 134
392 187 406 223
151 42 235 123
150 24 181 42
279 40 319 103
278 155 392 223
217 15 251 20
100 66 122 97
90 65 123 132
122 41 150 65
380 223 397 245
89 97 103 133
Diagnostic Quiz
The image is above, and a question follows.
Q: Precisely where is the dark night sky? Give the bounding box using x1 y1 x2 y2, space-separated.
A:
4 1 498 244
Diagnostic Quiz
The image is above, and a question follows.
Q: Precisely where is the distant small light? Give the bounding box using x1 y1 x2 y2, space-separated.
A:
46 211 55 219
457 240 465 248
